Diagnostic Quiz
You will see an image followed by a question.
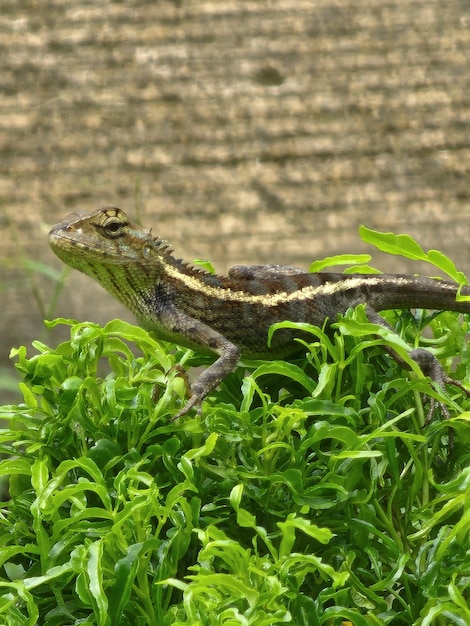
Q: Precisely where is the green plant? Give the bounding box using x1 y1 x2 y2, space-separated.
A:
0 230 469 625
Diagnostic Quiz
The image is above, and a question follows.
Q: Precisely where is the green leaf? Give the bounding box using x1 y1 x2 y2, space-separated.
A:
359 225 468 282
426 249 467 283
108 543 143 626
309 254 372 273
277 515 333 557
359 225 426 259
87 541 108 626
251 361 316 394
21 259 65 281
193 258 216 274
183 432 218 460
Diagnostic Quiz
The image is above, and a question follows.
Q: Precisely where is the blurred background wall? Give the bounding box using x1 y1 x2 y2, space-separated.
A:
1 0 469 401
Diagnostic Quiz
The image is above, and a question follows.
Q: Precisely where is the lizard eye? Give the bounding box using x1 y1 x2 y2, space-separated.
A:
102 216 127 239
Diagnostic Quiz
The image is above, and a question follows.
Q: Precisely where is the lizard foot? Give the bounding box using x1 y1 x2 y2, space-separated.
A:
409 348 470 424
170 393 203 421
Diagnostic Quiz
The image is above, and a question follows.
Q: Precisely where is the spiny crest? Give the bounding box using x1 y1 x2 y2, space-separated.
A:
149 230 218 278
153 237 174 256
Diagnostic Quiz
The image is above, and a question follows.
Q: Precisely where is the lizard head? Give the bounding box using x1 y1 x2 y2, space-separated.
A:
49 206 173 317
49 207 171 266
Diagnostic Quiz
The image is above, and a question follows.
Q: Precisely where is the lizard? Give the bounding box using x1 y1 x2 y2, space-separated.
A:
49 206 470 419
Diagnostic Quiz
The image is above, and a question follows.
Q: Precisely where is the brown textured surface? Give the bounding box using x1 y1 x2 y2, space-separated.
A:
1 0 469 398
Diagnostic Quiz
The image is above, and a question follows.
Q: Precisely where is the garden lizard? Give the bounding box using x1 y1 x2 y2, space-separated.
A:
49 207 470 418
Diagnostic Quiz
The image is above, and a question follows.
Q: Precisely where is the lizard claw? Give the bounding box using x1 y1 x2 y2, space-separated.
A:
170 394 203 421
424 372 470 425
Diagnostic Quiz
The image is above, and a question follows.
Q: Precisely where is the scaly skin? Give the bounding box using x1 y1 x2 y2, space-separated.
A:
49 206 470 418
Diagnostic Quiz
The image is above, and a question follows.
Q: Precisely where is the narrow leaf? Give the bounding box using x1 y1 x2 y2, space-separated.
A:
359 225 426 260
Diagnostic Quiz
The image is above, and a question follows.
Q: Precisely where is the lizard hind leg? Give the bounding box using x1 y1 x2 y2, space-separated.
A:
365 306 470 427
409 347 470 423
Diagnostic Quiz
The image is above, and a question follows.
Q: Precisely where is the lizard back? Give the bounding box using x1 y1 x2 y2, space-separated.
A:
49 207 470 359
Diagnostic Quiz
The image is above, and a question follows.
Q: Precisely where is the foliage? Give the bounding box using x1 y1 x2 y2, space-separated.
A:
0 229 469 625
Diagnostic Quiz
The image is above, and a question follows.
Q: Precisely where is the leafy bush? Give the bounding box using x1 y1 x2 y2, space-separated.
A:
0 231 469 625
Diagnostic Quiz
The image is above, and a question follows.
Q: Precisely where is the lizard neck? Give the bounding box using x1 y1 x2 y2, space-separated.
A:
73 243 224 320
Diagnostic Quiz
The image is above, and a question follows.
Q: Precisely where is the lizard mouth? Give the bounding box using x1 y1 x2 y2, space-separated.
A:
49 227 87 254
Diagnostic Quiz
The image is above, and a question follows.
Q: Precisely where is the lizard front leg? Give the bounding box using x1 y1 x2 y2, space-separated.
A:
169 265 305 418
159 307 241 419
